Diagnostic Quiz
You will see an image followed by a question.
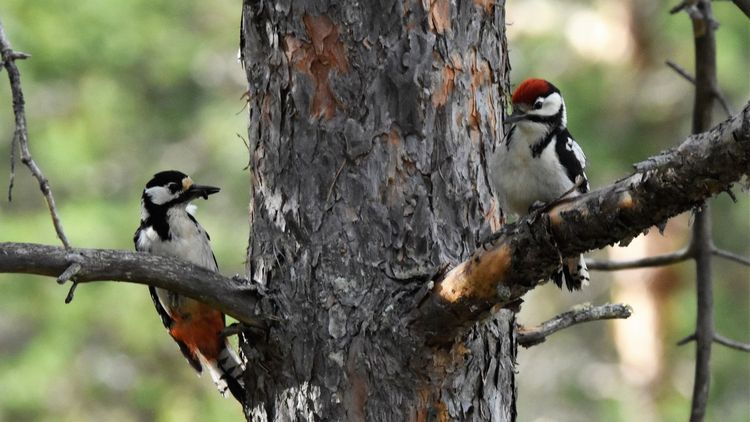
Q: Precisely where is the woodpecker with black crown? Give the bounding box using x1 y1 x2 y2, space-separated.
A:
134 170 245 402
490 78 590 291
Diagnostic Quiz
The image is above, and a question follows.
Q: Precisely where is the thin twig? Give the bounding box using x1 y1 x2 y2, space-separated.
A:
8 124 15 201
516 303 633 348
711 247 750 267
713 333 750 352
669 0 691 14
64 282 79 304
0 20 71 249
677 332 750 352
587 248 691 271
666 60 733 116
677 332 697 346
56 262 81 284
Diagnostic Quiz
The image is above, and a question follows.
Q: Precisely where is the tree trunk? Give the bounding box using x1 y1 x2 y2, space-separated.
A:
240 0 514 420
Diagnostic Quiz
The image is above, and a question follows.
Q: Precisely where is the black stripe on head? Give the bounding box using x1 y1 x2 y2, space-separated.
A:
524 102 565 127
146 170 189 189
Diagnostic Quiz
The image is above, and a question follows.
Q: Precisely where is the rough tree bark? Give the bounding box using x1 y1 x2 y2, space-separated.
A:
2 2 748 421
240 0 512 420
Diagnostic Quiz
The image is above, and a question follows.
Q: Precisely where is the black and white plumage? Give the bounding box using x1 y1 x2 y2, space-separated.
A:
134 170 245 402
489 78 590 291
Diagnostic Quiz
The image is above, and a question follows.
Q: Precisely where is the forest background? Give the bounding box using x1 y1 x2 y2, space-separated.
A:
0 0 747 421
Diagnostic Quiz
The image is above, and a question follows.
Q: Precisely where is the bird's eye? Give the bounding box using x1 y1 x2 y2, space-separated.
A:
533 99 543 110
167 182 180 193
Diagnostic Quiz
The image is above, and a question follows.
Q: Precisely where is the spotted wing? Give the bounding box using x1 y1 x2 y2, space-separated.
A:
555 128 590 193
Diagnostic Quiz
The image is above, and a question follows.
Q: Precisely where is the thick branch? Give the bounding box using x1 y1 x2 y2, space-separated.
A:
0 19 70 249
413 101 750 345
517 303 632 348
0 242 263 325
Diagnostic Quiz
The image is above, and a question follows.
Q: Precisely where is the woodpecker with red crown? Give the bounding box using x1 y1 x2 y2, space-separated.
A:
134 170 245 402
489 78 590 291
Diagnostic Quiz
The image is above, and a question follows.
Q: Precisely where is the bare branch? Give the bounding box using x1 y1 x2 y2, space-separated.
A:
0 242 265 326
677 333 697 346
665 60 732 116
677 332 750 352
586 248 691 271
517 303 632 348
413 102 750 344
711 247 750 266
713 333 750 352
0 19 71 249
666 59 696 83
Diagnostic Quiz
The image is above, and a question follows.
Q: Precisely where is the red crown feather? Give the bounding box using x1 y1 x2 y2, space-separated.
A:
511 78 552 105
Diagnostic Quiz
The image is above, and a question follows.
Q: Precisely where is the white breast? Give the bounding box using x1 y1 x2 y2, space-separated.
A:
137 208 217 271
490 132 575 217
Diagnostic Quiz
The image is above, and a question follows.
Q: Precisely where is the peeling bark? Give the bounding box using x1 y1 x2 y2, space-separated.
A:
240 0 512 420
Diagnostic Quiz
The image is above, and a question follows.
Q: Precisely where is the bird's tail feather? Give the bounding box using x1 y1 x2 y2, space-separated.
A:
552 254 589 291
200 342 246 403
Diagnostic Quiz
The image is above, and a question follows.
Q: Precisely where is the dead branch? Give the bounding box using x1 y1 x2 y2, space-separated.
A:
517 303 632 348
0 19 71 249
0 242 264 326
586 248 691 271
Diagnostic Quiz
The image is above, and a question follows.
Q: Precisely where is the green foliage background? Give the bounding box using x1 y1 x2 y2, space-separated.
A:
0 1 747 421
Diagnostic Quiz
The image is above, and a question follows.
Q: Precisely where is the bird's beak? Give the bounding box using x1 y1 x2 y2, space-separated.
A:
185 184 221 200
504 109 526 125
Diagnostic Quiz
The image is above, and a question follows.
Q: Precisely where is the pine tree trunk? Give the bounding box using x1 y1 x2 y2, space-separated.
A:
240 1 514 420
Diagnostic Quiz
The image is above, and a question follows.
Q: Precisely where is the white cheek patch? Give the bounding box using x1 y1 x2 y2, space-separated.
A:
538 92 562 117
524 92 567 126
144 186 177 205
186 204 197 215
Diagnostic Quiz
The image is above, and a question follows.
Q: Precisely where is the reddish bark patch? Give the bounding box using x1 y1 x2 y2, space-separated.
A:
432 65 456 107
428 0 451 34
284 14 349 120
474 0 495 13
468 51 492 129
